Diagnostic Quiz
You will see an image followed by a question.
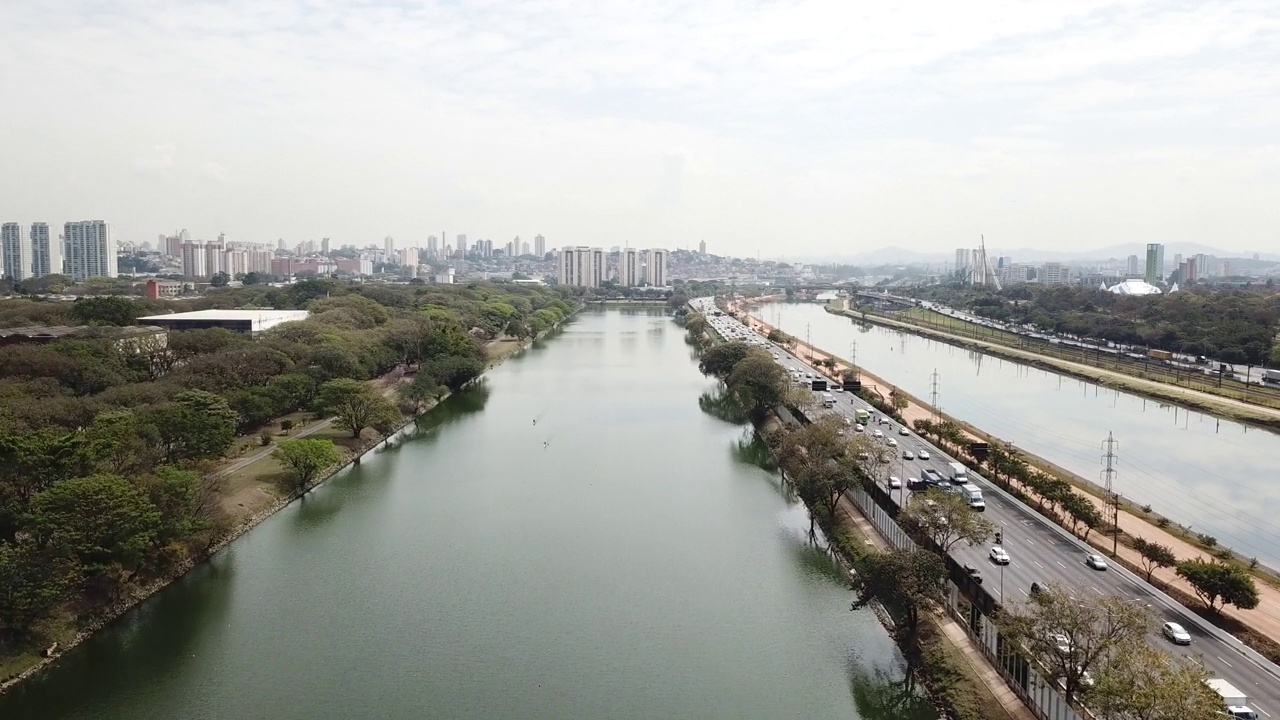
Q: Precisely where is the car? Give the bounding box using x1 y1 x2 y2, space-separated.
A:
888 476 902 489
1050 633 1073 656
917 450 930 460
902 450 915 460
1085 554 1108 571
886 438 898 447
989 546 1010 565
907 477 924 491
854 424 864 432
842 416 851 426
1162 622 1191 645
872 429 883 439
1030 581 1043 596
898 427 909 436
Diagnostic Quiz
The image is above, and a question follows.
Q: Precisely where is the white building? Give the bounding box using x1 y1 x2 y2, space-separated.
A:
384 236 395 257
1039 262 1069 285
435 267 455 284
618 247 640 286
30 223 58 278
63 220 117 280
181 242 207 278
558 246 605 288
954 248 972 277
1 223 31 281
534 234 546 258
644 248 668 286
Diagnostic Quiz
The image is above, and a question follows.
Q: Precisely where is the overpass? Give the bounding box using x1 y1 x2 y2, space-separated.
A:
849 289 916 310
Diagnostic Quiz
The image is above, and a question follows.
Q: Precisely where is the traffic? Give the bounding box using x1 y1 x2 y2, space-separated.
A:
692 297 1278 718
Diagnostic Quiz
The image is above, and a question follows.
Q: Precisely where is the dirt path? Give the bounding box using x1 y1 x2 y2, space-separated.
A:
740 307 1280 649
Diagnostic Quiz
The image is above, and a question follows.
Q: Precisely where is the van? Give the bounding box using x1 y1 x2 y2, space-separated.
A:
821 392 835 408
947 462 967 482
959 483 985 511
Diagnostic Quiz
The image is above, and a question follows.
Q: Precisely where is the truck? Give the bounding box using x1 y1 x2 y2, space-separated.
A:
1263 369 1280 383
958 482 985 511
855 409 870 424
947 462 968 482
820 392 835 408
1205 679 1258 719
1148 348 1173 361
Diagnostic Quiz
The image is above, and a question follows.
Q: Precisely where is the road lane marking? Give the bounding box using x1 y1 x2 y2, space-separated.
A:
1033 560 1044 569
1092 587 1103 595
1056 561 1066 569
1217 656 1233 668
1255 704 1270 718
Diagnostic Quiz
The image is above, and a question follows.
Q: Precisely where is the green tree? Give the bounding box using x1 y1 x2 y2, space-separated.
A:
69 296 143 326
0 540 82 637
725 349 788 420
849 548 946 641
399 372 447 414
1176 559 1260 613
899 488 995 552
29 474 162 571
1132 537 1178 582
317 379 397 438
146 390 238 462
1090 644 1222 720
697 341 751 379
210 271 231 287
999 583 1151 703
421 355 484 392
272 438 342 491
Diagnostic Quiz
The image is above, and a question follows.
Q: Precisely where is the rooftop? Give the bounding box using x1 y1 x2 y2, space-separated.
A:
137 309 310 332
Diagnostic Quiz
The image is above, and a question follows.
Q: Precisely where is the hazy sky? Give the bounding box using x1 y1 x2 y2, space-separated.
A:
2 0 1278 257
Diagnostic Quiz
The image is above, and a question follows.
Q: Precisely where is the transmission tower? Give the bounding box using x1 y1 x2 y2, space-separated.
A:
849 340 859 377
929 369 940 419
1101 432 1120 556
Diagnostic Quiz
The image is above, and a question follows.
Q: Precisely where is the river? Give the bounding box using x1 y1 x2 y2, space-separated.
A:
758 301 1280 569
0 307 932 720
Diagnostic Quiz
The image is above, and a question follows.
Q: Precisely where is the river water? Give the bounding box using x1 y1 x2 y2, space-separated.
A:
758 301 1280 569
1 308 932 720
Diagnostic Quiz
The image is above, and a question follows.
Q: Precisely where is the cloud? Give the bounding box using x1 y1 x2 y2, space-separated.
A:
0 0 1277 254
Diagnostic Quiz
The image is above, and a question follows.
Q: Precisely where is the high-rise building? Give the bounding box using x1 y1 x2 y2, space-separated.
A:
521 241 530 256
644 248 668 287
954 248 972 278
30 222 57 278
456 234 467 252
1040 262 1069 285
1125 254 1140 276
2 223 31 281
385 236 394 257
277 238 285 251
205 233 226 276
534 234 546 258
1144 243 1164 284
182 241 207 277
321 237 331 254
63 221 117 280
699 240 706 255
618 247 640 286
558 246 605 288
427 235 439 256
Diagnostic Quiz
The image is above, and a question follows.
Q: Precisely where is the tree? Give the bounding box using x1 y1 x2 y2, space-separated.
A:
399 372 447 414
888 386 908 413
725 349 789 420
69 296 143 326
1060 492 1105 540
0 540 82 638
210 271 231 287
280 419 295 434
145 390 238 462
999 583 1152 703
899 488 995 552
1132 537 1178 582
849 548 946 641
697 341 752 379
766 328 788 344
29 474 163 571
421 355 484 392
1090 644 1222 720
317 379 398 438
1176 559 1259 613
272 438 342 491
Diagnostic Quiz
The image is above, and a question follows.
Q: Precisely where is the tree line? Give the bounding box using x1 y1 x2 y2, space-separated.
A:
913 284 1280 366
0 280 576 660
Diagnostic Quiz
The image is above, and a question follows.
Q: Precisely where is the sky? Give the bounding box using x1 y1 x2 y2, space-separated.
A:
2 0 1278 259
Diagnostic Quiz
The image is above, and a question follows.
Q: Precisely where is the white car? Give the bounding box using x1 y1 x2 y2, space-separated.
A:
1050 633 1073 656
989 547 1010 565
917 450 930 461
898 427 910 436
1085 554 1108 571
902 450 915 460
1162 622 1191 645
872 429 883 439
888 476 902 489
854 424 864 433
886 438 898 448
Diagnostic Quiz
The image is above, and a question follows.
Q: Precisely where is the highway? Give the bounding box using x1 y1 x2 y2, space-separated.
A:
692 298 1280 714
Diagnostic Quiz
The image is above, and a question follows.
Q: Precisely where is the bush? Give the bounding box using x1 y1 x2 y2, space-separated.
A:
280 419 295 434
1141 504 1152 513
1198 533 1218 548
1156 517 1170 528
259 428 274 446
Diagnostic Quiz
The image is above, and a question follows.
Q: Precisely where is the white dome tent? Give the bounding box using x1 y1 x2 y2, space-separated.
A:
1106 279 1162 296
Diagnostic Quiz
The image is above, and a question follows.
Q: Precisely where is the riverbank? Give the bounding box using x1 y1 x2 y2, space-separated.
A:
831 303 1280 432
739 306 1280 664
0 321 561 695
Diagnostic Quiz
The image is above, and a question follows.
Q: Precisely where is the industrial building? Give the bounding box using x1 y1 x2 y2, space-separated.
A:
137 309 309 334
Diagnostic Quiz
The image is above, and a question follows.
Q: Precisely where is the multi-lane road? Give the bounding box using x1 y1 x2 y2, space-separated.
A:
692 298 1280 714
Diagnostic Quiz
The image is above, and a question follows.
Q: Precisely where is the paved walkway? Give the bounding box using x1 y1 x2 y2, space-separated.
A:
742 306 1280 649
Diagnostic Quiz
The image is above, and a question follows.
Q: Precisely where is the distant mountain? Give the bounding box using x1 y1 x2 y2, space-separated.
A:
818 243 1280 265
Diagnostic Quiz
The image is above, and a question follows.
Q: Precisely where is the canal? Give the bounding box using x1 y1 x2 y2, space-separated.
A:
1 308 933 720
758 301 1280 569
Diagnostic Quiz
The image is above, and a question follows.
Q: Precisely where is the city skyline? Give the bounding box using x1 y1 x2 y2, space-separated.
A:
2 1 1276 255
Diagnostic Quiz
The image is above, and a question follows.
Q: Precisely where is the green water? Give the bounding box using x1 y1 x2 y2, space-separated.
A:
0 308 933 720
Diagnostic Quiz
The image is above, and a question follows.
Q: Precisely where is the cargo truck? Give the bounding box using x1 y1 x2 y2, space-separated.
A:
1147 349 1173 360
1263 369 1280 383
1206 678 1258 719
958 483 985 511
947 462 968 482
855 409 870 424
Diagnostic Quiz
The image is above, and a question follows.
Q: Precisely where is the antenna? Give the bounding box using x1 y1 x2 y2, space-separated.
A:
1101 432 1120 556
929 369 940 419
